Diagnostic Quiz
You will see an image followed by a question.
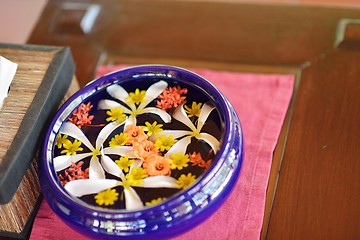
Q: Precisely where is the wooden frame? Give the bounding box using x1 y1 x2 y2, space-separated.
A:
0 44 75 239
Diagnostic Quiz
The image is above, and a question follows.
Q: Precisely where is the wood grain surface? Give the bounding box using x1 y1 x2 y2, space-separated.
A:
0 47 54 234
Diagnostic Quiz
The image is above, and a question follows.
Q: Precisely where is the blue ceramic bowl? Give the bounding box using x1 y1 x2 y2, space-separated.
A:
39 65 243 239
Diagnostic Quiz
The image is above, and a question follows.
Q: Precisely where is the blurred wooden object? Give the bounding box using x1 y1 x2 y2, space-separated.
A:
28 1 360 239
0 44 76 239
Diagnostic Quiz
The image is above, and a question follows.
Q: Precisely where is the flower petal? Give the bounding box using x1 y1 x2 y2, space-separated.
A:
155 130 190 140
142 107 171 123
124 115 137 127
60 122 93 150
97 99 121 109
64 179 119 197
173 104 196 131
101 154 125 179
103 146 137 158
130 159 144 170
89 156 105 179
139 176 178 188
197 132 220 154
96 121 124 149
98 99 132 115
165 135 192 157
53 153 92 171
107 84 129 104
124 187 143 210
138 80 167 109
197 103 215 131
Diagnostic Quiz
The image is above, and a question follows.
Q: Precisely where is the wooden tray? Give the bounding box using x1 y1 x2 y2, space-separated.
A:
0 43 76 239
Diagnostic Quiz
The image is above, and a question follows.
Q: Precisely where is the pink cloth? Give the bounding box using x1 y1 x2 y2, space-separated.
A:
31 65 294 240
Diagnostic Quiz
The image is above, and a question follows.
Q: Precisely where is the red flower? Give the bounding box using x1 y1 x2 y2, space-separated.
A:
156 86 188 110
189 151 212 169
58 161 89 186
68 102 94 128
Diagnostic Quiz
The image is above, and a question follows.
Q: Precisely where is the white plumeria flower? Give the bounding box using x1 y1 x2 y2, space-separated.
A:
64 168 178 210
54 121 136 179
157 103 220 157
98 80 171 126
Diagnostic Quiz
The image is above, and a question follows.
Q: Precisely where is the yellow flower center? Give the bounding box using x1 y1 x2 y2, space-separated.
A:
92 148 101 158
126 89 146 105
190 128 201 138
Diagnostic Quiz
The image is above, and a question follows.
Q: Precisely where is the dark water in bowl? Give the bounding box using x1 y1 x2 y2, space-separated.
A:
54 78 223 210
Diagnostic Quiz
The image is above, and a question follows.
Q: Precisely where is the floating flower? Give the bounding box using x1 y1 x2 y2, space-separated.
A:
145 197 163 206
115 156 134 173
106 107 126 123
154 135 177 152
176 173 196 189
184 102 202 117
143 155 171 176
126 88 146 105
125 125 148 144
158 103 220 157
64 174 178 210
189 151 212 169
125 167 148 186
156 86 188 110
189 151 203 166
169 152 189 170
202 159 212 169
109 133 129 147
58 161 89 186
142 121 163 136
95 188 119 206
56 134 69 148
61 139 83 156
54 121 136 180
133 141 159 160
98 81 171 126
68 102 94 128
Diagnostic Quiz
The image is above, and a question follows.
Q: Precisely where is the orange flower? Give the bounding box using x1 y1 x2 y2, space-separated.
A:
189 151 204 166
124 125 148 144
156 86 188 110
68 102 94 128
58 161 89 186
133 140 159 160
143 155 171 176
189 151 212 169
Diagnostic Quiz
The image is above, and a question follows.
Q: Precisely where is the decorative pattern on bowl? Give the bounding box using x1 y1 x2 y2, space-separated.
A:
40 65 243 239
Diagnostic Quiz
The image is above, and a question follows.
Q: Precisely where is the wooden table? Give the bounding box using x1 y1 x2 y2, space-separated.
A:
28 1 360 239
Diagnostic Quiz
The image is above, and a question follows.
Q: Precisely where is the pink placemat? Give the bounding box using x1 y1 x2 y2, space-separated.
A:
30 65 294 240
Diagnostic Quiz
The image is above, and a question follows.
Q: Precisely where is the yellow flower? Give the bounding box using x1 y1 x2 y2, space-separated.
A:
109 133 129 147
94 188 119 206
61 139 83 155
145 197 163 206
184 102 202 117
115 156 134 173
106 107 126 122
126 167 148 186
142 121 163 136
154 135 177 152
169 152 189 170
56 134 69 148
126 88 146 105
177 173 196 189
